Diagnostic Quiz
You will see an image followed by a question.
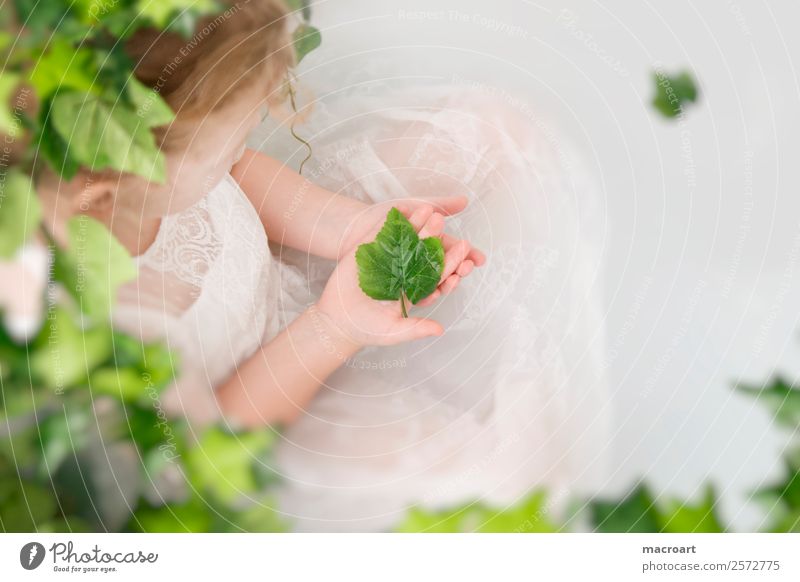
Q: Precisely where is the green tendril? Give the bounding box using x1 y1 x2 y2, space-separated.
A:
286 72 312 175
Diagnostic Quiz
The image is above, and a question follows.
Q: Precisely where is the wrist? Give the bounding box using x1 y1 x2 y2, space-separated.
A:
305 303 364 359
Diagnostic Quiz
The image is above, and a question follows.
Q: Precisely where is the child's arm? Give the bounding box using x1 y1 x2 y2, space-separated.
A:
214 303 363 427
231 149 484 265
231 148 364 260
215 206 451 428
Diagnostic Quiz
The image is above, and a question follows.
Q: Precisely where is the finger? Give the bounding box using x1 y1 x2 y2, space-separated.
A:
416 289 441 307
441 239 470 283
398 196 468 217
468 246 487 266
392 316 444 342
425 195 468 216
440 274 460 295
407 205 434 231
441 233 486 266
417 212 445 239
457 260 474 277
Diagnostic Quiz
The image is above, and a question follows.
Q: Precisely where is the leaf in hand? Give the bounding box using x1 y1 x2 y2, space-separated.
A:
355 207 445 318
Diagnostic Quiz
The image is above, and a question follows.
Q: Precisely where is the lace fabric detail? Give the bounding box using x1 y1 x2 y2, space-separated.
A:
139 196 223 291
113 174 277 425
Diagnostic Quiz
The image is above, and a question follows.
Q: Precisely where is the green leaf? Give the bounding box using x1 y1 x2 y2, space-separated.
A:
119 404 175 453
0 32 12 54
29 306 113 389
87 334 175 403
90 367 153 402
71 0 126 23
396 490 558 533
0 170 42 259
0 480 58 531
37 516 91 533
50 91 167 182
355 207 444 317
0 72 21 135
652 70 699 119
477 490 559 533
53 215 138 319
126 79 175 128
589 482 662 532
285 0 312 20
293 23 321 64
398 505 472 533
12 0 70 35
129 497 213 532
658 485 725 533
738 377 800 429
37 407 91 477
186 426 272 504
36 112 81 180
28 39 99 100
136 0 216 28
753 458 800 532
230 495 287 532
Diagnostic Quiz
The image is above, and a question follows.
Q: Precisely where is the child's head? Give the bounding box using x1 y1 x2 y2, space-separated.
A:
44 0 295 221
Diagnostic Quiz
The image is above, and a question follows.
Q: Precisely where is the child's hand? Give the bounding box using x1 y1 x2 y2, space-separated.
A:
340 196 485 297
316 204 483 347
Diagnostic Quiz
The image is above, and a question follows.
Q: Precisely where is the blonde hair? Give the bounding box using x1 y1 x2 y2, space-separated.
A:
125 0 296 150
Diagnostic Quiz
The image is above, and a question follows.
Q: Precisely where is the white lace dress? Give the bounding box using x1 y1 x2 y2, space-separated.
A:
114 81 611 532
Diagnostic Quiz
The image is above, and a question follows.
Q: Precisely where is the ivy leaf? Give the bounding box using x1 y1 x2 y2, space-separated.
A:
0 170 42 259
658 485 725 533
738 376 800 429
71 0 126 24
652 70 699 119
752 456 800 532
29 306 113 389
397 490 558 533
135 0 216 29
293 23 321 64
50 91 168 182
37 406 91 477
590 482 662 532
0 479 58 531
355 207 445 317
52 216 138 319
89 339 175 404
126 78 175 128
11 0 70 36
36 118 81 180
285 0 312 21
28 38 99 100
0 72 21 134
129 497 213 532
186 427 273 504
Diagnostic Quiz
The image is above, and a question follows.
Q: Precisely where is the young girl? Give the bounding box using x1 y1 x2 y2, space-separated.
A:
42 0 610 531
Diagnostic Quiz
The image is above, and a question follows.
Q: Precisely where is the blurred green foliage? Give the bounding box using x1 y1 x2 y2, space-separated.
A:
652 70 699 119
396 373 800 533
397 490 559 533
1 0 297 533
1 2 796 535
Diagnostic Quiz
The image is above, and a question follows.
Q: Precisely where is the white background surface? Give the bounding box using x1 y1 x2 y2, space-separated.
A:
298 0 800 530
